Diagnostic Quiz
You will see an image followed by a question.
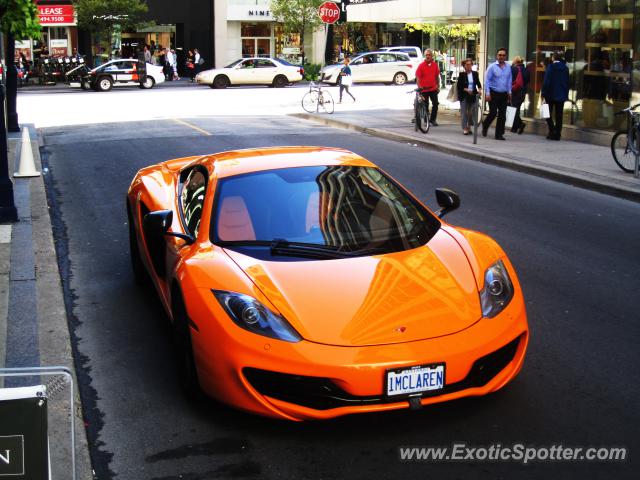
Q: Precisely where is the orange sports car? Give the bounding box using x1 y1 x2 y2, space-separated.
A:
127 146 528 421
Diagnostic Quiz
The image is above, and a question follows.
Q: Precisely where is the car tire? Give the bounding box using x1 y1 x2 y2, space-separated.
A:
127 201 150 287
172 288 203 399
141 76 155 89
213 75 230 89
393 72 408 85
97 76 113 92
273 75 288 88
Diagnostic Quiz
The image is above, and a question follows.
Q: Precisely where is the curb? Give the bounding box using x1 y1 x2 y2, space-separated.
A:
9 126 94 479
290 112 640 203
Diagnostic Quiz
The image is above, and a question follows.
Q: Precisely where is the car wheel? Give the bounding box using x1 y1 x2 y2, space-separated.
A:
141 76 155 89
172 288 202 399
393 72 408 85
97 76 113 92
273 75 288 88
127 201 150 287
213 75 230 89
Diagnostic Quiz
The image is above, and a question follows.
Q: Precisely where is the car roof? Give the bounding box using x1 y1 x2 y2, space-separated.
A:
193 147 375 179
354 51 411 58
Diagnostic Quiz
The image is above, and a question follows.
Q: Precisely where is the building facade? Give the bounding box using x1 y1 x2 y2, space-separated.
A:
487 0 640 131
16 1 78 61
214 0 327 67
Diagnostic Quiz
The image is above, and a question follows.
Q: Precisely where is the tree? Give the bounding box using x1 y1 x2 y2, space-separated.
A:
271 0 324 66
0 0 42 222
73 0 150 58
405 23 480 54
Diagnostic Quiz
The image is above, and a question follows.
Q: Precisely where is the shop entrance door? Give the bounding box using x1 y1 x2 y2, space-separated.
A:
242 38 271 57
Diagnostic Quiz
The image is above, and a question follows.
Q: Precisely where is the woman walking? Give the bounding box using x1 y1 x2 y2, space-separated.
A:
338 57 356 103
510 55 530 134
456 58 482 135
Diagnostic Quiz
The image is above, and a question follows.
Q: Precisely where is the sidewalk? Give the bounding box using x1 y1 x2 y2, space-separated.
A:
292 107 640 202
1 131 92 478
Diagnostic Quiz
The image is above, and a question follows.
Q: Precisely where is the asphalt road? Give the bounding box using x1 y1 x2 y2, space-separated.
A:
39 116 640 479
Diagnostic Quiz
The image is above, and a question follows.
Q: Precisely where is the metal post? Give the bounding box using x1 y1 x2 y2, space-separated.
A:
473 94 479 144
0 84 18 223
6 33 19 133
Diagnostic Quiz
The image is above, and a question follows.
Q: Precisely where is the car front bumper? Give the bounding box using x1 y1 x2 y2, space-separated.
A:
186 286 528 421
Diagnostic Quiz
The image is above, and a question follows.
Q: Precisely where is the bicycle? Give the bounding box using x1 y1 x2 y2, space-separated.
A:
411 88 430 133
301 79 334 114
611 103 640 177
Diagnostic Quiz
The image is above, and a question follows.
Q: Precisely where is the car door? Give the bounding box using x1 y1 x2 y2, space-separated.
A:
375 53 398 81
254 58 278 84
350 54 377 82
231 59 258 84
114 60 136 85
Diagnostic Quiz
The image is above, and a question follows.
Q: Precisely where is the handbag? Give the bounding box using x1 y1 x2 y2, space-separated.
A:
341 74 353 86
505 106 517 128
447 84 458 102
540 100 550 119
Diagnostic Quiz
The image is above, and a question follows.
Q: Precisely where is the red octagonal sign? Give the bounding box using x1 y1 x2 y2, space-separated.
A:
318 1 340 24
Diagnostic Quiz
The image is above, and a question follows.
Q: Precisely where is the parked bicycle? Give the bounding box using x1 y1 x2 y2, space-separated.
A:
302 78 334 114
411 88 430 133
611 103 640 177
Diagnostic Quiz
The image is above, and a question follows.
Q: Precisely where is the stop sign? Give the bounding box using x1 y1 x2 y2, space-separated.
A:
318 1 340 24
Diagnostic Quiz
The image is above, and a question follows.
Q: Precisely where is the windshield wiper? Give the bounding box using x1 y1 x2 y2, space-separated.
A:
220 239 387 259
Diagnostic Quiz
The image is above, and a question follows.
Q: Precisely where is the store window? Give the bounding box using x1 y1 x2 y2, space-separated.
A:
241 22 272 57
275 25 301 64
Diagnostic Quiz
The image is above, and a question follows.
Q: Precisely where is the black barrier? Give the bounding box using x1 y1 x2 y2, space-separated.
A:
0 386 48 479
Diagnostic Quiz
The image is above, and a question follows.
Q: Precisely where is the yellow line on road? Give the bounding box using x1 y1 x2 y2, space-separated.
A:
172 118 212 136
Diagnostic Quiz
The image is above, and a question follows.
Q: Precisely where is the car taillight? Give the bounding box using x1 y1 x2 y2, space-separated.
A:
299 68 304 75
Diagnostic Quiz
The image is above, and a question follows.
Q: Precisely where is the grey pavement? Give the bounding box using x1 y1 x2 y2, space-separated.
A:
292 106 640 202
1 130 92 478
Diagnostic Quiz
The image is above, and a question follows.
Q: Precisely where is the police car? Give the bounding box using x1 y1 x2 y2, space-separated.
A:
71 59 165 91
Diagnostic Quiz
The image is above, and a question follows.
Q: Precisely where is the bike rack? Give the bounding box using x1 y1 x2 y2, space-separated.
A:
0 367 77 480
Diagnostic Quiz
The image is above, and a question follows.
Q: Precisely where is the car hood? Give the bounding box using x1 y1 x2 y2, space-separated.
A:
223 229 482 347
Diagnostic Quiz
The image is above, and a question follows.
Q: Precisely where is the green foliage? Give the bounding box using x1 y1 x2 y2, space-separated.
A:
405 23 480 41
73 0 149 32
303 63 322 81
271 0 324 34
0 0 42 39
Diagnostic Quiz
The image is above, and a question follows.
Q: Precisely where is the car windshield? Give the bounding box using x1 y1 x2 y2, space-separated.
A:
211 165 440 259
225 59 243 68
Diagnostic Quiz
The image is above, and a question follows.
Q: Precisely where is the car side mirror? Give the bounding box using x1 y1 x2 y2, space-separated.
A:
435 188 460 218
143 210 195 244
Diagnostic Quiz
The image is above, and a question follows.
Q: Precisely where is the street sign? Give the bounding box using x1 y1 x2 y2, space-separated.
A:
318 1 340 24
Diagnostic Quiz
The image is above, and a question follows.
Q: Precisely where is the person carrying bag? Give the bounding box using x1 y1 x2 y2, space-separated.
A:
338 56 355 103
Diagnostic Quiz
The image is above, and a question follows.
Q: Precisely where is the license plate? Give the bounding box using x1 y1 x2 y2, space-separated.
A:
386 364 445 397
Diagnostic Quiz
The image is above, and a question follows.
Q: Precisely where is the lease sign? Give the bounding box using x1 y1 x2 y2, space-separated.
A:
318 1 340 24
37 4 76 25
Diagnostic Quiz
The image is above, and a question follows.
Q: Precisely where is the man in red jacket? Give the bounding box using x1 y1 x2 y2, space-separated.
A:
415 49 441 126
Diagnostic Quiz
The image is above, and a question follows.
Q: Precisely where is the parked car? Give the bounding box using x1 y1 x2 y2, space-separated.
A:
127 146 529 420
195 57 304 89
321 51 415 85
70 59 164 91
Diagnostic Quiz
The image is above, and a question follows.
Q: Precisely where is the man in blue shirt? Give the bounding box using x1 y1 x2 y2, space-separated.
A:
541 52 570 140
482 47 512 140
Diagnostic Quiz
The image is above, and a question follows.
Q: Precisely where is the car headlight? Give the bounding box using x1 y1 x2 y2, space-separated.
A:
479 260 514 318
212 290 302 343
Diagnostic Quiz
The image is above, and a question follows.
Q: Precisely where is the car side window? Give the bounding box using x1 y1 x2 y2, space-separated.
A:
241 60 256 69
351 57 363 65
180 168 208 237
256 59 275 68
378 54 395 63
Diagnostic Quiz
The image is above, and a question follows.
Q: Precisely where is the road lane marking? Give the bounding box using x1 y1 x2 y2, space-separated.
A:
172 118 212 136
